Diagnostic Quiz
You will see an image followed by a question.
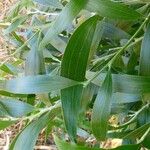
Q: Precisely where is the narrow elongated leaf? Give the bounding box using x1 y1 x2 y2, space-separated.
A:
0 102 9 116
0 90 27 98
40 0 87 48
61 85 83 142
139 23 150 76
89 21 104 61
102 22 130 41
92 71 112 140
0 63 18 75
12 113 50 150
143 134 150 149
112 92 141 104
4 15 28 34
123 123 150 139
25 32 45 76
61 16 100 141
54 135 104 150
86 71 150 94
86 0 141 20
0 99 34 117
11 105 60 150
61 16 100 81
54 135 140 150
0 120 16 130
33 0 63 8
1 75 79 94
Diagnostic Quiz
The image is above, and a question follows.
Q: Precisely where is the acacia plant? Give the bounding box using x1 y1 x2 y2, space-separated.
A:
0 0 150 149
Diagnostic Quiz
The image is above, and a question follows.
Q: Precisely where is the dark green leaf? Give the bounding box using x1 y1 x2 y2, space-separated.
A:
139 23 150 76
61 16 100 81
92 70 112 140
86 0 141 20
61 16 100 141
142 134 150 149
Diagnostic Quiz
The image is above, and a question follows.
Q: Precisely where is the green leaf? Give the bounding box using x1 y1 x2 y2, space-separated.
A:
112 92 141 104
54 135 140 150
40 0 88 48
127 51 138 74
25 33 45 76
61 85 83 142
61 16 100 81
33 0 63 8
4 15 29 34
139 23 150 76
54 135 103 150
10 104 60 150
92 70 112 140
61 15 100 141
11 113 50 150
0 90 27 98
123 123 150 139
86 71 150 94
80 84 96 114
1 75 79 94
0 99 34 117
102 22 130 41
114 144 140 150
0 63 17 75
0 120 16 130
143 134 150 149
86 0 142 20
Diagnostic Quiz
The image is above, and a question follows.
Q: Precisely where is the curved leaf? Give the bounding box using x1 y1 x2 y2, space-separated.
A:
61 16 101 141
11 104 60 150
92 71 112 140
87 71 150 94
4 15 29 34
54 135 140 150
40 0 87 48
1 75 79 94
0 120 16 130
123 123 150 139
12 113 50 150
86 0 141 20
139 23 150 76
0 99 34 117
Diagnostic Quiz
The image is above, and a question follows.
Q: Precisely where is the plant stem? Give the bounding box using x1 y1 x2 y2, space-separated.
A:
111 103 149 129
0 101 61 122
108 14 150 67
137 127 150 144
84 13 150 87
